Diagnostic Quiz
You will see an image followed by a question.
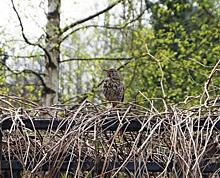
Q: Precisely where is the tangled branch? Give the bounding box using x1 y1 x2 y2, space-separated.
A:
0 95 219 177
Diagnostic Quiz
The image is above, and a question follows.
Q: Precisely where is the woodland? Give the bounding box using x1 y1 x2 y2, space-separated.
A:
0 0 219 107
0 0 220 177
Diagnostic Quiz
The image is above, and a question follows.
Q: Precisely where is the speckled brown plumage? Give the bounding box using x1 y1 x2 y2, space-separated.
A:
103 69 124 107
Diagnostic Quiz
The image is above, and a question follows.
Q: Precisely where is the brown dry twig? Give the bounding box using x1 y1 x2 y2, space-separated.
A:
0 95 219 177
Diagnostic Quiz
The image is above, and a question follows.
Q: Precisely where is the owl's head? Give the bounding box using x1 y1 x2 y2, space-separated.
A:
104 68 121 79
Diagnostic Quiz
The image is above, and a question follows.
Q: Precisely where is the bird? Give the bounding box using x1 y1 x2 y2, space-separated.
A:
103 68 124 107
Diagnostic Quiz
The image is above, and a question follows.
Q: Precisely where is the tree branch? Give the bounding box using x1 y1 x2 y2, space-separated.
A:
0 61 48 92
0 54 44 59
61 25 123 42
202 59 220 106
10 0 53 66
61 8 147 42
60 57 133 63
60 53 148 63
61 0 123 35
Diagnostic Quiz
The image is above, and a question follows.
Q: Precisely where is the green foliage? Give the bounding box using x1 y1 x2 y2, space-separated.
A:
0 48 9 95
119 0 220 105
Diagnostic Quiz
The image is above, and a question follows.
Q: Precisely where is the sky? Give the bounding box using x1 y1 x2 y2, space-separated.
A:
0 0 149 62
0 0 111 71
0 0 108 40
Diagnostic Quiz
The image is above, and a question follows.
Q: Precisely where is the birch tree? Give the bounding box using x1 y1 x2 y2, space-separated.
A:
43 0 61 105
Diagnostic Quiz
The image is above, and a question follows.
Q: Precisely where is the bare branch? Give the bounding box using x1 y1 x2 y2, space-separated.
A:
10 0 53 66
61 0 123 35
201 59 220 106
0 54 44 59
61 8 147 42
145 45 166 98
1 94 220 177
0 61 48 91
61 25 124 42
60 56 133 63
60 53 148 63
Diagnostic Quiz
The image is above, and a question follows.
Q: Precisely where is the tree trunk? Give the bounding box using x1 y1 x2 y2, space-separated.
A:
43 0 61 106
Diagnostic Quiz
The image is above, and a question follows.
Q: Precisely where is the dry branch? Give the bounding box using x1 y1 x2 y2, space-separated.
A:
0 96 219 177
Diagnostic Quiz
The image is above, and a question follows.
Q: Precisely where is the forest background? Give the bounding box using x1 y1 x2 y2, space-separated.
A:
0 0 220 107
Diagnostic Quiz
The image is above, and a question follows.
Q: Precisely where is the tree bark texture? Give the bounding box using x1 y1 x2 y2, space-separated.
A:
43 0 61 106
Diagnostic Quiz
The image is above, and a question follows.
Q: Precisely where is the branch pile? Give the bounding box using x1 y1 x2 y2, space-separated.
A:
0 95 219 177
